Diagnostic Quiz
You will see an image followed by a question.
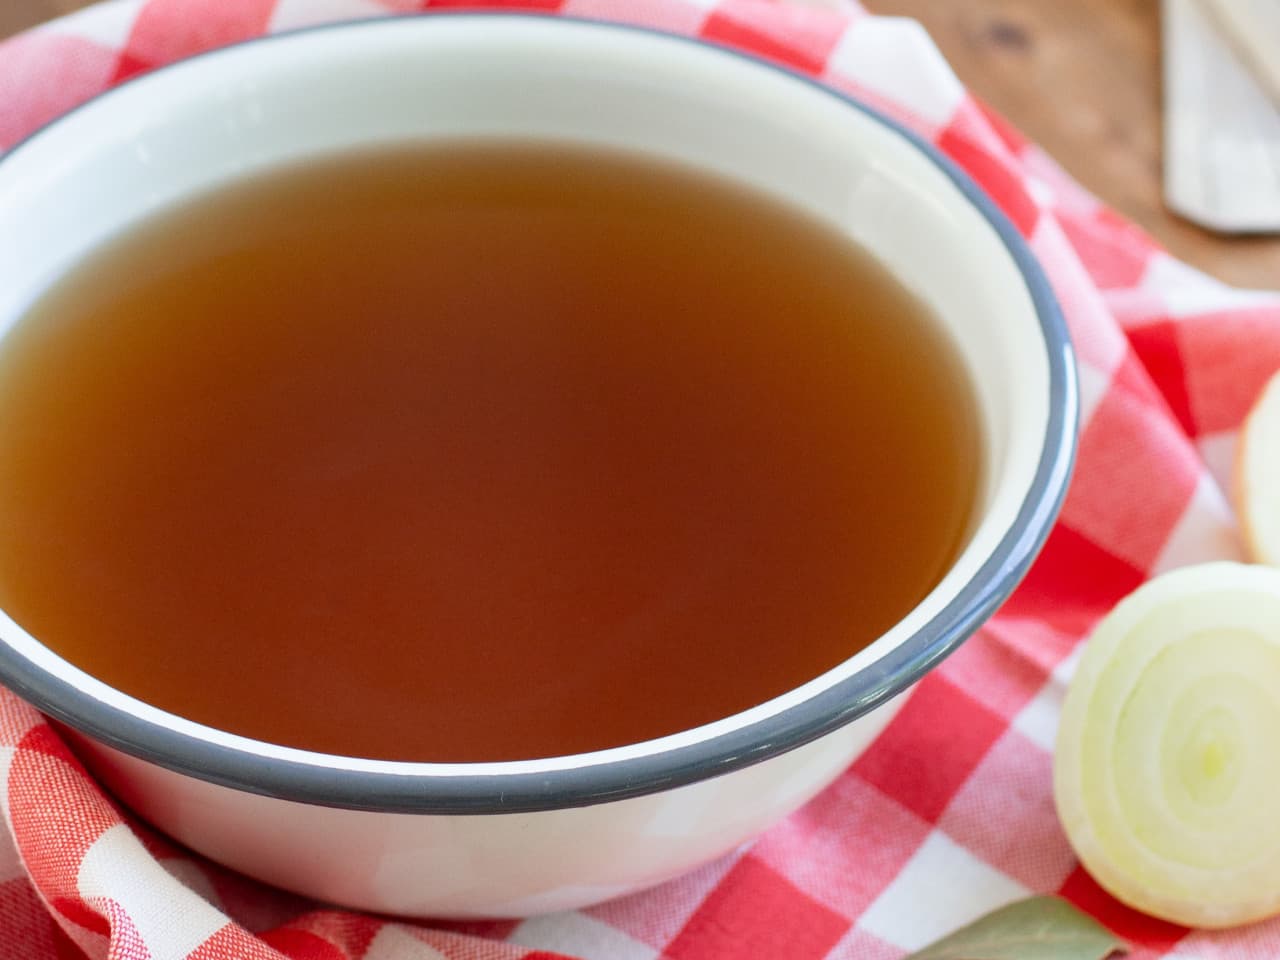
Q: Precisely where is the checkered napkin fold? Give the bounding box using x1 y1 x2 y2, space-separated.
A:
2 0 1279 958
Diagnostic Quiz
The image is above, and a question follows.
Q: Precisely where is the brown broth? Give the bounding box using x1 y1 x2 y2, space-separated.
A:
0 141 979 761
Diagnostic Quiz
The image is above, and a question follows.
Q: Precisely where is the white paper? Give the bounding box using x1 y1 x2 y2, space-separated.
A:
1163 0 1280 233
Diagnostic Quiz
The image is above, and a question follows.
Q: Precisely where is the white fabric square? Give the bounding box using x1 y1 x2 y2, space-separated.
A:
859 831 1029 951
1199 429 1239 498
1140 254 1279 318
1031 219 1128 377
1077 356 1113 432
270 0 391 31
1178 921 1280 960
1150 472 1243 575
676 0 724 13
1012 646 1080 753
364 926 450 960
77 823 227 959
158 858 224 915
511 911 659 960
826 18 964 129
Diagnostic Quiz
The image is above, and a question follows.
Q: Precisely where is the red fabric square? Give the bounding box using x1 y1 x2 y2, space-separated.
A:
938 729 1076 890
120 0 277 70
753 772 930 920
586 852 742 949
270 912 383 959
207 866 313 935
1058 866 1188 954
1060 381 1201 573
979 615 1078 680
937 125 1039 236
851 674 1005 823
94 904 147 959
975 97 1028 156
188 924 283 960
1110 343 1171 409
0 877 65 959
0 33 120 149
999 524 1146 635
49 898 107 939
700 0 846 75
664 855 849 960
937 624 1053 722
8 728 123 906
259 928 349 960
108 52 154 85
433 917 520 940
1180 308 1280 436
1120 320 1196 437
1031 220 1129 377
944 97 1017 161
51 921 92 960
1058 212 1152 292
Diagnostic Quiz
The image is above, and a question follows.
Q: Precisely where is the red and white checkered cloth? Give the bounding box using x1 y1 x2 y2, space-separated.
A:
2 0 1279 957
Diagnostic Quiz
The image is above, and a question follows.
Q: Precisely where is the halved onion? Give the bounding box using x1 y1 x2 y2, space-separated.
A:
1054 562 1280 928
1237 369 1280 566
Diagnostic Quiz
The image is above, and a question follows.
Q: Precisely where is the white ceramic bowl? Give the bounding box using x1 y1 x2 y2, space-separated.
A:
0 14 1076 918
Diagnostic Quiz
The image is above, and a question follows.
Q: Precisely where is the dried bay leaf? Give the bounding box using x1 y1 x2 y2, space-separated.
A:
905 896 1127 960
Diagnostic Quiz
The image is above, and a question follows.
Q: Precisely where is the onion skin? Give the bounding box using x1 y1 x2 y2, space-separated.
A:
1237 370 1280 566
1054 562 1280 929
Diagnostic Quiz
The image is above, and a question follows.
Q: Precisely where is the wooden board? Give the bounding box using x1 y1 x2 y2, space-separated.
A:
873 0 1280 289
0 1 85 41
4 0 1279 288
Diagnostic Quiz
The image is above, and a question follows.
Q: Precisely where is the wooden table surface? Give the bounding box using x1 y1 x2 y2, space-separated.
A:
4 0 1280 289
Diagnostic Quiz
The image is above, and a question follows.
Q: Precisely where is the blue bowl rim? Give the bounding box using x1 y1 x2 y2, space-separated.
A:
0 11 1079 815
